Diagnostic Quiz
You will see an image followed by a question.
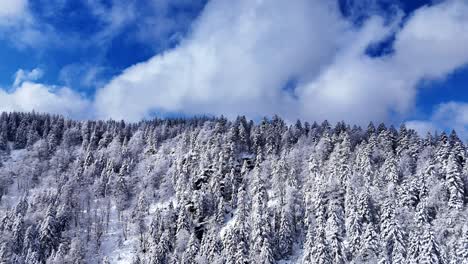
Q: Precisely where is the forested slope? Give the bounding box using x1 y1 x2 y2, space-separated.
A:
0 112 467 263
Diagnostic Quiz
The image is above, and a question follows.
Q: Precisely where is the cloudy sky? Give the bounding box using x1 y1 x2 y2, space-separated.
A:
1 0 468 136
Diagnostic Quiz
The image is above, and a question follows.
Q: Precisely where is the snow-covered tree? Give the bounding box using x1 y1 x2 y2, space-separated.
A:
0 112 465 263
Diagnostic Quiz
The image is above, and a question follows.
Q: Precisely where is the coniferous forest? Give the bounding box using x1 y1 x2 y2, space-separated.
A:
0 111 467 264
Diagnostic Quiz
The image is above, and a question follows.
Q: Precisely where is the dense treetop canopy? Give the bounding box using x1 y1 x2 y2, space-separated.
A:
0 111 467 263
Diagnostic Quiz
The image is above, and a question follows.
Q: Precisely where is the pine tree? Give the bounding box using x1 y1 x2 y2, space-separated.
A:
358 223 380 262
327 131 351 184
2 113 468 263
222 227 238 264
302 191 331 263
409 201 430 264
408 230 423 264
181 233 199 264
114 161 131 211
199 227 222 263
23 225 39 256
278 206 293 258
449 130 465 163
250 167 270 262
153 230 172 264
446 152 465 210
353 143 374 186
326 198 345 264
259 237 275 264
39 205 59 261
176 203 192 236
311 228 332 264
11 216 24 254
0 119 8 151
456 225 468 263
215 199 226 225
0 243 14 264
232 186 250 264
435 132 451 176
346 202 362 258
24 248 41 264
420 224 444 264
14 118 28 149
380 198 407 264
302 227 315 263
380 153 400 185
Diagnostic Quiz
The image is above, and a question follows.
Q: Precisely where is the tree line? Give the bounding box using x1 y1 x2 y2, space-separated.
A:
0 111 466 263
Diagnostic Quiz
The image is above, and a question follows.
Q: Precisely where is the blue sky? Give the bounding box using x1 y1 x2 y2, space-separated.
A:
1 0 468 137
0 0 206 91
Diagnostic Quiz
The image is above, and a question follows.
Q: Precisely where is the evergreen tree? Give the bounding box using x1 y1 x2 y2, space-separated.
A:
327 132 351 184
278 206 293 258
420 224 445 264
456 225 468 263
446 152 465 210
0 113 467 263
39 205 59 261
380 197 407 264
311 228 332 264
380 153 400 185
326 198 345 264
358 223 380 262
181 233 199 264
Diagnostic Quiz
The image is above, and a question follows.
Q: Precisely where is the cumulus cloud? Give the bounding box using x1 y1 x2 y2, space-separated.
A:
0 0 61 49
2 0 468 129
392 0 468 80
408 101 468 138
92 0 468 124
95 0 351 121
0 0 28 25
13 68 45 87
134 0 207 51
405 120 439 137
0 67 91 118
298 0 468 124
0 82 91 118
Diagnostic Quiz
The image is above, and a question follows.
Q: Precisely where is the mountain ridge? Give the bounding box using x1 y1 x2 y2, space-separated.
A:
0 111 466 263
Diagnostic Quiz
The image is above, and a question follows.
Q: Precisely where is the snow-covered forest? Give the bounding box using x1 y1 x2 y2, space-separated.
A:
0 111 467 264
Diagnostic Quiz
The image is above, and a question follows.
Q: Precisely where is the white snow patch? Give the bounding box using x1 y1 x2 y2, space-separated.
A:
99 204 139 263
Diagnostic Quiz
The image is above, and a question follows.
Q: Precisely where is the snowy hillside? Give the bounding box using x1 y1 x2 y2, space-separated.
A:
0 112 467 263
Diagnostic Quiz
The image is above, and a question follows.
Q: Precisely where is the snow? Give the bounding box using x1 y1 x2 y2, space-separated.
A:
1 114 468 263
219 210 236 238
148 198 176 214
99 204 138 263
0 149 27 210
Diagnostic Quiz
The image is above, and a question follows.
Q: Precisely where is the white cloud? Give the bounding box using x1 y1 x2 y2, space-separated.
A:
296 16 408 124
0 0 28 25
407 101 468 139
0 82 91 118
134 0 207 51
433 102 468 129
0 0 60 49
297 0 468 124
392 0 468 80
84 0 137 44
0 67 91 119
95 0 351 121
405 120 439 137
414 101 468 139
2 0 468 127
13 68 45 87
59 64 107 89
92 0 468 124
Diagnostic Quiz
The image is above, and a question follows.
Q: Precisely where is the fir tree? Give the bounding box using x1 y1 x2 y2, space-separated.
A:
446 152 465 210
